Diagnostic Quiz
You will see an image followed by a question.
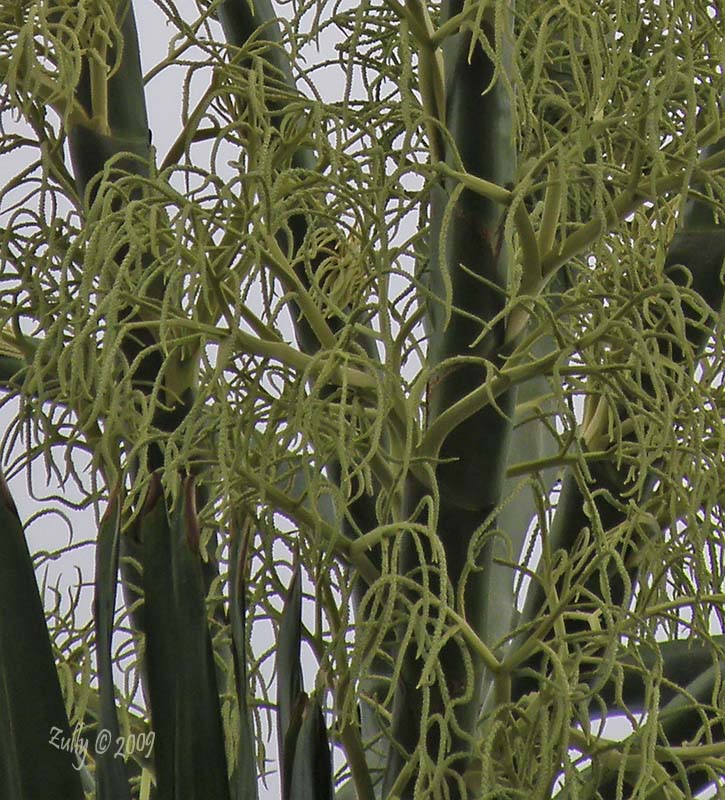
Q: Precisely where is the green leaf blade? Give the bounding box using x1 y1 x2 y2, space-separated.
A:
229 516 258 800
142 476 231 800
289 697 334 800
94 490 132 800
0 472 84 800
277 563 304 799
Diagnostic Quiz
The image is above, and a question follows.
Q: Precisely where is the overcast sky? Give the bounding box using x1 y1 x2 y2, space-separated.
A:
0 1 655 796
0 1 352 795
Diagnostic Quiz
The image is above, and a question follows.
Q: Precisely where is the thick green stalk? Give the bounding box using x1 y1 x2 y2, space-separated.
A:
513 137 725 698
385 5 518 797
216 0 390 783
215 0 385 546
509 126 725 798
64 3 230 794
67 0 194 455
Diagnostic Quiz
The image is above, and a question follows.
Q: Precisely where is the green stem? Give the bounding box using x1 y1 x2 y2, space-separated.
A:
238 463 379 585
262 231 338 351
435 161 513 204
537 163 563 257
541 147 725 281
429 7 479 48
381 0 430 43
514 200 542 294
89 34 110 135
418 353 556 461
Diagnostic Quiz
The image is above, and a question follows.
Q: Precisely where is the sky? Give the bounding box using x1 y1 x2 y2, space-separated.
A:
0 1 344 796
0 0 703 797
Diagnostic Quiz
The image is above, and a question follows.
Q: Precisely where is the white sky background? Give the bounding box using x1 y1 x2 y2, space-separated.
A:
0 0 360 796
0 0 710 797
0 0 424 794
